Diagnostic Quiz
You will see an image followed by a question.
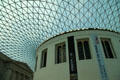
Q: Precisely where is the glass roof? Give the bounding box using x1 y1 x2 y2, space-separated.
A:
0 0 120 70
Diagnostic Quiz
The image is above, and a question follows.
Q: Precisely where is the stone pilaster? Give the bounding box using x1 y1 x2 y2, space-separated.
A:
11 71 16 80
5 69 12 80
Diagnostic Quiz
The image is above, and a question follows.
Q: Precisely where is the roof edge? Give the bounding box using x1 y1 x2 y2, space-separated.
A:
36 28 120 55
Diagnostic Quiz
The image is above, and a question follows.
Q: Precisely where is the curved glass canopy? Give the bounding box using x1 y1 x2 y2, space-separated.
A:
0 0 120 70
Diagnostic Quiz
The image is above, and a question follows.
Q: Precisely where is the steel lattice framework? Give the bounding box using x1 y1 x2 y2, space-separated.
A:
0 0 120 70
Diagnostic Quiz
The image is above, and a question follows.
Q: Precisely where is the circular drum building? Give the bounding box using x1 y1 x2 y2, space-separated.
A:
0 0 120 70
34 29 120 80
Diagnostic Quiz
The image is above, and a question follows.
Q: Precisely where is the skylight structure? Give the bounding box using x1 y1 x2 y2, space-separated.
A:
0 0 120 70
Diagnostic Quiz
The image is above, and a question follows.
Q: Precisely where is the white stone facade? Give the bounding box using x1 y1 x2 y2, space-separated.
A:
34 29 120 80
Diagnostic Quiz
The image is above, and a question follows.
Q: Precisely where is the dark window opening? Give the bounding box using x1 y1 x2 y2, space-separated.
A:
41 49 47 68
35 56 38 71
55 42 66 64
84 41 91 59
77 39 91 60
77 42 84 60
68 36 78 80
101 38 116 58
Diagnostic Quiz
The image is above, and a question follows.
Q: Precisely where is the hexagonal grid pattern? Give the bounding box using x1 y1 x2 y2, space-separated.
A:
0 0 120 70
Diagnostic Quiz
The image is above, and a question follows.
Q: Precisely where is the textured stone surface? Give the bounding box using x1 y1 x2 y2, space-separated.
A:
0 53 33 80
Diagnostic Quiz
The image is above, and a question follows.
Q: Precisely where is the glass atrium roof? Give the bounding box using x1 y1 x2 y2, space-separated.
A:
0 0 120 70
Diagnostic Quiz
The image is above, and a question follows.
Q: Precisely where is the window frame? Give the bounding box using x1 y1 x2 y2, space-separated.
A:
40 48 47 68
55 42 66 64
101 38 116 59
77 38 91 60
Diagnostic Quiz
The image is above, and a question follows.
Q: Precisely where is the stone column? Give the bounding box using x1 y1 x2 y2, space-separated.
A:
23 74 26 80
5 69 12 80
17 72 21 80
19 73 23 80
11 71 16 80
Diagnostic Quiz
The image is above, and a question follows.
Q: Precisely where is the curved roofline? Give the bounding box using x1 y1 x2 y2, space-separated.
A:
36 28 120 53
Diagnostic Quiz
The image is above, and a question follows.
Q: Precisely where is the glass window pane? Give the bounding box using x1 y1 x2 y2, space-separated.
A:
77 41 84 60
43 52 47 67
104 41 114 58
55 42 66 64
63 44 66 62
101 38 116 59
35 56 38 71
58 46 61 63
41 49 47 68
84 41 91 59
40 54 43 67
101 41 108 58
